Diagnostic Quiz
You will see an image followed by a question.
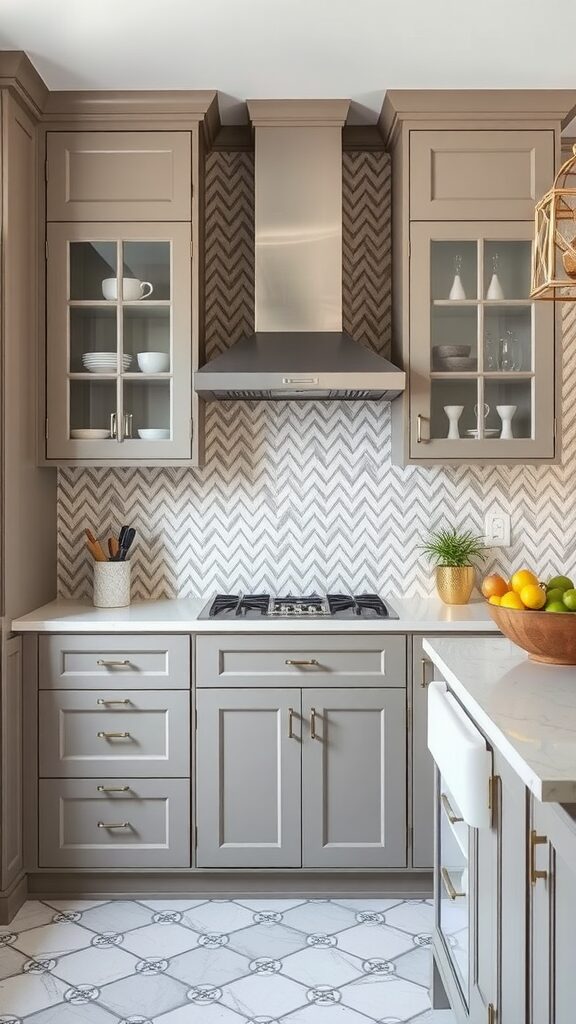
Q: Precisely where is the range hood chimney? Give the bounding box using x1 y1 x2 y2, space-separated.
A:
195 99 406 401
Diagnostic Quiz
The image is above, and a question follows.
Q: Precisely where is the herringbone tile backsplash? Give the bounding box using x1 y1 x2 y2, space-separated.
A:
57 152 576 600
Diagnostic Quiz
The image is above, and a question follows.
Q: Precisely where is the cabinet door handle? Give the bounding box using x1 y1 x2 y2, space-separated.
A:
110 412 118 440
288 707 295 738
310 707 317 739
97 785 130 793
441 867 465 900
420 657 430 688
441 792 463 825
417 414 429 444
530 829 548 885
123 412 133 439
285 659 318 667
97 821 130 829
97 731 130 739
96 659 131 668
97 698 131 706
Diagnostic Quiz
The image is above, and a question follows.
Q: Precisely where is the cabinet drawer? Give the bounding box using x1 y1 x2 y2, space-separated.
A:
39 635 190 690
410 129 554 220
196 635 406 687
39 778 190 868
46 131 192 221
39 690 190 777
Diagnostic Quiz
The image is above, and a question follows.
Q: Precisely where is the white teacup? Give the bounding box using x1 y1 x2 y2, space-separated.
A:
102 277 153 301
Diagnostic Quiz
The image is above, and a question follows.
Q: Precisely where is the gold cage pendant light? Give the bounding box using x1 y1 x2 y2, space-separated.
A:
531 144 576 300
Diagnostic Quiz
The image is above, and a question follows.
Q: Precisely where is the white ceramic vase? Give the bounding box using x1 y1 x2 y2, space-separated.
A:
444 404 464 440
449 273 466 301
486 272 504 300
497 404 516 440
93 561 131 608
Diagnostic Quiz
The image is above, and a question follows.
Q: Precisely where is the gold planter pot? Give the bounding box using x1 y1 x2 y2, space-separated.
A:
436 565 476 605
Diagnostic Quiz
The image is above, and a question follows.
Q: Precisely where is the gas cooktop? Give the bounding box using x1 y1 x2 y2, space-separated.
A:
199 593 398 620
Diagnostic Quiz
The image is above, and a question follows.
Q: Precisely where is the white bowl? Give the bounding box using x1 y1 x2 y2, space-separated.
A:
70 428 111 440
137 351 170 374
137 428 170 440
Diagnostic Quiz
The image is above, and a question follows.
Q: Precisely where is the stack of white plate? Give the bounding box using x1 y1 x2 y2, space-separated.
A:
82 352 133 373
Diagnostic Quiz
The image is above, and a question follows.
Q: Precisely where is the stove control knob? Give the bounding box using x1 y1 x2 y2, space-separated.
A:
307 605 317 614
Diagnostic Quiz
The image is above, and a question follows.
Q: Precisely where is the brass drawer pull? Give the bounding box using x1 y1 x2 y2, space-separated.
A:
96 659 131 668
441 867 465 900
530 829 548 885
420 657 430 688
97 698 131 706
285 659 318 667
97 785 130 793
97 821 130 829
97 731 130 739
310 707 317 739
417 414 429 444
288 707 295 739
441 792 464 825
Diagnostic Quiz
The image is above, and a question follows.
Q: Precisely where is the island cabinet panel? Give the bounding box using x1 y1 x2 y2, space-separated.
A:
196 689 302 868
529 799 576 1024
46 131 192 221
412 637 436 868
302 688 406 868
195 634 406 688
410 129 554 221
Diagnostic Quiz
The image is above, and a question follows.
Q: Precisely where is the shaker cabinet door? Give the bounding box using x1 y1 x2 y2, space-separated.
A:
196 689 302 868
301 688 406 868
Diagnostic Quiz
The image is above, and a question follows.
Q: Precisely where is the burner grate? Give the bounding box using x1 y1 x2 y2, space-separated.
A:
237 594 271 616
353 593 389 617
209 594 240 616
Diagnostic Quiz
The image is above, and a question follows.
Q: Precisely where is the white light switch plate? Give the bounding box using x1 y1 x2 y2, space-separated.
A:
484 511 511 547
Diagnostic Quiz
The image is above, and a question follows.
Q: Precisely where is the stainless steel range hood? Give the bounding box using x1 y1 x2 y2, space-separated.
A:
195 99 406 401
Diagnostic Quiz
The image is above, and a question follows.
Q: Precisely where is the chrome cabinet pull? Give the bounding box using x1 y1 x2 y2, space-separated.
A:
441 792 463 825
96 659 130 668
110 412 118 440
285 659 319 667
441 867 465 900
416 414 429 443
97 698 131 706
530 829 548 885
97 731 130 739
97 785 130 793
123 412 133 439
288 707 295 739
310 707 317 739
97 821 130 829
420 657 430 688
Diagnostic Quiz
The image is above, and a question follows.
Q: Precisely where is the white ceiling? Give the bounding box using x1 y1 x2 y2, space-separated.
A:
2 0 576 125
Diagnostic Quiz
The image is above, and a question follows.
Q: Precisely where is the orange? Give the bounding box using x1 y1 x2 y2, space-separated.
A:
500 591 525 610
510 569 539 595
481 574 509 599
520 584 546 610
488 595 502 606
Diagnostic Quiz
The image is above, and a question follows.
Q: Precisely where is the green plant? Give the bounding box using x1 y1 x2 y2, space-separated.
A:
422 527 485 568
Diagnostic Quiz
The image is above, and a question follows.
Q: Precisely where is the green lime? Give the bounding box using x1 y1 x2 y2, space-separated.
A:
563 589 576 611
546 587 565 603
545 600 569 613
547 575 574 593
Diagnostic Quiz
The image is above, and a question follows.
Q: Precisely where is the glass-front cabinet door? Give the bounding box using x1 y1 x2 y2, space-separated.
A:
410 222 555 461
47 223 191 461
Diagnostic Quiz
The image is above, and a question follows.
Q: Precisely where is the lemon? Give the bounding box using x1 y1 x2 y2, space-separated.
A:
500 591 525 610
488 595 502 606
511 569 539 595
520 584 546 610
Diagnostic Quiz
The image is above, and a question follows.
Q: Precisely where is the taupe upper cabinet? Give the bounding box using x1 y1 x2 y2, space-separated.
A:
381 94 568 466
47 132 192 221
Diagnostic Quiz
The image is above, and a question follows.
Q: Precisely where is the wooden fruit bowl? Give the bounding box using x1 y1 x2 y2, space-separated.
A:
489 603 576 665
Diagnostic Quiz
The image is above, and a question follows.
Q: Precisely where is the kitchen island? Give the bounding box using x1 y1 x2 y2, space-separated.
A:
424 636 576 1024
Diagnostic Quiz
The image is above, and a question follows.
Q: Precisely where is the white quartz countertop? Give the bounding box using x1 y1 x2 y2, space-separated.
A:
424 636 576 803
12 595 497 634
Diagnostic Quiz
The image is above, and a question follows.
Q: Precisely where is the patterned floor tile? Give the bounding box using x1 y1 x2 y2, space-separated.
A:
333 899 404 913
181 902 255 935
138 899 209 912
42 900 109 915
20 1003 118 1023
0 971 68 1016
0 903 57 935
153 1005 247 1023
228 922 308 960
341 974 430 1020
384 901 434 937
281 945 364 987
98 972 189 1018
53 943 139 986
235 898 306 912
219 972 308 1018
280 901 355 936
167 945 251 987
0 945 27 981
79 901 153 935
393 946 432 987
337 923 415 962
121 922 199 959
280 1005 372 1024
12 922 92 959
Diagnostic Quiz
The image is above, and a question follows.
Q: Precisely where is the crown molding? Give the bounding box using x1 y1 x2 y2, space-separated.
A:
43 89 220 138
380 89 576 146
0 50 48 118
248 98 350 128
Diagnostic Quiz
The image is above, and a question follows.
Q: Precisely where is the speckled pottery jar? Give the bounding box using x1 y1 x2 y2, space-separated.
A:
435 565 475 605
93 561 131 608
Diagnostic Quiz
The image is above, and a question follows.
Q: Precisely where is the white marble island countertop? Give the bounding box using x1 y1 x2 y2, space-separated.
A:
12 595 497 634
424 636 576 803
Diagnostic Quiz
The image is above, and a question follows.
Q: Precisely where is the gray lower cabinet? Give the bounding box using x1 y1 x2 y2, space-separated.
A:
39 778 190 868
39 634 190 690
302 688 406 868
529 799 576 1024
196 689 302 868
